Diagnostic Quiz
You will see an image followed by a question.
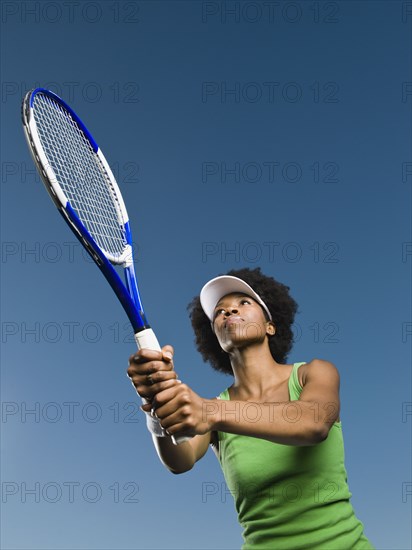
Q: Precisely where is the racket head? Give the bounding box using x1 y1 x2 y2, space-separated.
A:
22 88 132 266
22 88 149 332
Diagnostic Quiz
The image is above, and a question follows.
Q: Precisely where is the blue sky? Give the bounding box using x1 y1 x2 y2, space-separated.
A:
1 1 411 549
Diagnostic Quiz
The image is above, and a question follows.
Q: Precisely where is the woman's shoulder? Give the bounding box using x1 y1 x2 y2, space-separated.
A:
297 358 339 387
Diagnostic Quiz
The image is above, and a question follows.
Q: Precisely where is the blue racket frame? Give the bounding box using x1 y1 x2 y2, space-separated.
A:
23 88 150 335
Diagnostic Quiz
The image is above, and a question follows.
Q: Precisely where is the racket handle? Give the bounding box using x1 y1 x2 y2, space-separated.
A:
135 328 162 352
134 328 191 445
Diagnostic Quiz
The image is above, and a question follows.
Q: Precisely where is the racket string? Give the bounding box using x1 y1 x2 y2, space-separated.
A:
32 94 127 260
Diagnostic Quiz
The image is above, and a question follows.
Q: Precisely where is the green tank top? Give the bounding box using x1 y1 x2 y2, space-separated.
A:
217 362 374 549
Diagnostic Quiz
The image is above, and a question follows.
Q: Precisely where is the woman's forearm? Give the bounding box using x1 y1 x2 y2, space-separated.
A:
151 434 196 474
206 399 333 446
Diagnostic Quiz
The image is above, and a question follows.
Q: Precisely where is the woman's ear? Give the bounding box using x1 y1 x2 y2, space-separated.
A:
266 322 276 336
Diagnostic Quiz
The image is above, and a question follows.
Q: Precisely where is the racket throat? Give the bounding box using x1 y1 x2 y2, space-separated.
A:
124 263 148 326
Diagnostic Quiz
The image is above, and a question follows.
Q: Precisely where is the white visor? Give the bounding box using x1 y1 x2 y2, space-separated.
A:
200 275 272 322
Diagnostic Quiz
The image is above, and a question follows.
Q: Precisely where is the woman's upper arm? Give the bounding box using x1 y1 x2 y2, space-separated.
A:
299 359 341 425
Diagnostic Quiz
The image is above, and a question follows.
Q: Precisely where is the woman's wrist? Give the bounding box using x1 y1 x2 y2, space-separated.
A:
203 399 222 433
145 410 167 437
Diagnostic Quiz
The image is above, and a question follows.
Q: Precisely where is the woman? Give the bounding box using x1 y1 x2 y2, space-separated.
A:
127 267 374 549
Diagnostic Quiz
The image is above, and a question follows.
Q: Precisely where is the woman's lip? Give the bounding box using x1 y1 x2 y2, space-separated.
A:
225 316 243 326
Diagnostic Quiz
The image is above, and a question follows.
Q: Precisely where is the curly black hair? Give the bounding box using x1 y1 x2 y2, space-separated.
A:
187 267 298 375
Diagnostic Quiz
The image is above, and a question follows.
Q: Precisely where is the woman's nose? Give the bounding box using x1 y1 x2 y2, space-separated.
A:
225 307 238 317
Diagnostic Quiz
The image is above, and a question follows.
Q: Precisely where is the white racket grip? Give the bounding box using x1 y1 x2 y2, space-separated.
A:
135 328 161 352
134 328 191 446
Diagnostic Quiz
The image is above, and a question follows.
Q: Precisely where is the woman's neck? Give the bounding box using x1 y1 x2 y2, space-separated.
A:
228 343 288 399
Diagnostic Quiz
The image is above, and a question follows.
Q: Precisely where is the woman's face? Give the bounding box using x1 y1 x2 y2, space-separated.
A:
212 292 274 352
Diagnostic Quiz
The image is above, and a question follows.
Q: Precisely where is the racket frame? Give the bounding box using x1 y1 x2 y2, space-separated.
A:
22 88 149 334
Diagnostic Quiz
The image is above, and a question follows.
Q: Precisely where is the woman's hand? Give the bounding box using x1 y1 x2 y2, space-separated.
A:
127 344 215 439
127 345 180 403
150 383 216 439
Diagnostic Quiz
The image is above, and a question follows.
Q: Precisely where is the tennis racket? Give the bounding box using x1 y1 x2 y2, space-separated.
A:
22 88 189 445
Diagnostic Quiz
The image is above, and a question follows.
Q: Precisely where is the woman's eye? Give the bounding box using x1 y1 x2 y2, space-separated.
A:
215 308 225 317
240 299 251 305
